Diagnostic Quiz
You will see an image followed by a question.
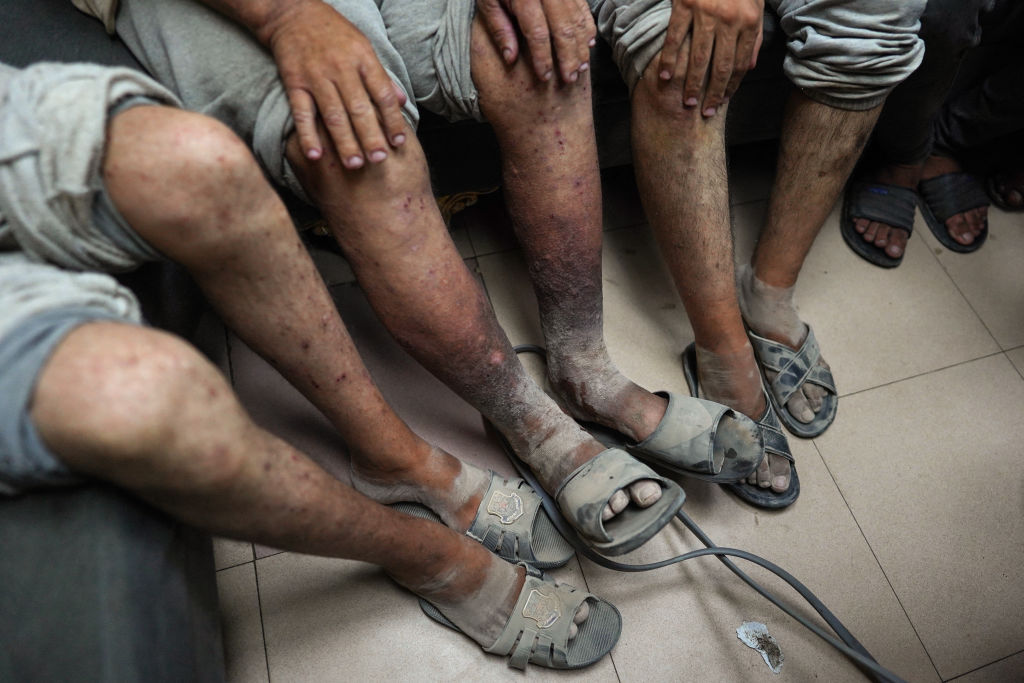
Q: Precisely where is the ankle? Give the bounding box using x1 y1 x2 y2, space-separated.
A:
737 264 805 348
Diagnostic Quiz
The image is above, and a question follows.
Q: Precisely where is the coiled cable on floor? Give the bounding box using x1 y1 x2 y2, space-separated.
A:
507 344 905 683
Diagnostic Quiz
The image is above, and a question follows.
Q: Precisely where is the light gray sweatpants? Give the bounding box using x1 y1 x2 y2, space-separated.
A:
592 0 927 110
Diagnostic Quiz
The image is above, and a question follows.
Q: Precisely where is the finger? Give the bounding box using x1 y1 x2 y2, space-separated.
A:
702 26 738 116
571 0 596 75
751 19 764 69
310 82 364 169
518 0 556 80
546 0 583 82
285 88 323 160
364 70 409 148
725 26 758 99
478 0 520 63
576 0 597 47
337 73 391 164
683 14 715 108
658 7 692 82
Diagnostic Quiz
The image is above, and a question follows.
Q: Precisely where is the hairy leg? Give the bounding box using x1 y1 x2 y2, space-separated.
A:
630 54 786 491
287 122 649 519
470 17 662 506
103 105 484 532
31 322 596 644
742 93 880 427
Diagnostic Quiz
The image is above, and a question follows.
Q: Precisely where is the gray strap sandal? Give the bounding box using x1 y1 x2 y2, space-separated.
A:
420 567 622 670
555 448 685 556
392 472 575 569
586 391 764 483
747 326 837 439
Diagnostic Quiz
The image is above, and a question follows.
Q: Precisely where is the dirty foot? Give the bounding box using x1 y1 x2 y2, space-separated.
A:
393 534 593 649
691 342 790 493
920 154 988 246
851 163 921 260
988 167 1024 211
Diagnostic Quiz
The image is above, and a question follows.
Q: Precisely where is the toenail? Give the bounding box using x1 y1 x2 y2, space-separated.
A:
773 475 787 489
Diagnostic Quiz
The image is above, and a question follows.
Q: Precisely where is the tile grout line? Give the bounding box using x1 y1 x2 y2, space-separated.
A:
942 647 1024 682
836 348 1011 401
811 439 943 680
252 559 272 683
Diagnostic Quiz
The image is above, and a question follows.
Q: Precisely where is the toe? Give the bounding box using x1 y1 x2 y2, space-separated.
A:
874 224 890 247
602 489 629 520
629 480 662 508
967 207 987 236
755 456 772 488
947 214 974 245
769 454 791 493
886 227 908 257
802 382 826 412
785 391 815 424
853 217 869 235
862 221 879 242
574 601 590 624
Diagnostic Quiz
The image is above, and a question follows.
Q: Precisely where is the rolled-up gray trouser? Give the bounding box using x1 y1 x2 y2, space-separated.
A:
115 0 475 202
592 0 926 111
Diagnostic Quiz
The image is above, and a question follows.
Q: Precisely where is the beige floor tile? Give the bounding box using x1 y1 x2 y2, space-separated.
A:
920 207 1024 349
217 563 269 683
256 552 619 682
578 437 936 682
1007 346 1024 376
952 650 1024 683
814 355 1024 679
455 191 519 257
213 537 254 570
732 201 1000 395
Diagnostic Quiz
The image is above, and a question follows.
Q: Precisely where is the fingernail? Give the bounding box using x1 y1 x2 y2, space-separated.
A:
660 70 671 80
703 106 717 117
346 156 364 168
685 97 698 107
589 38 596 47
502 48 513 62
543 70 553 81
306 148 322 160
369 150 387 163
579 62 589 72
392 133 406 145
569 71 578 82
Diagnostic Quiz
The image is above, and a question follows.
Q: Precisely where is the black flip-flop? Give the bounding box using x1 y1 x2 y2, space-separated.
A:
918 173 988 253
840 181 917 269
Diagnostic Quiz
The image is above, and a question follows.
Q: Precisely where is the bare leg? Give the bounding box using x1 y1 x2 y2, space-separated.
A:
469 17 662 506
287 121 651 520
742 93 881 424
30 322 592 645
630 54 785 490
103 106 486 533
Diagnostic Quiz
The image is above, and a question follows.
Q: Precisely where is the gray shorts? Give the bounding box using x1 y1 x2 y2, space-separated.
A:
592 0 927 110
0 63 165 495
114 0 484 204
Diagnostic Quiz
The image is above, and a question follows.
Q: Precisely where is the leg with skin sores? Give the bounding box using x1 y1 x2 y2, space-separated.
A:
468 16 662 509
102 104 490 534
285 114 660 521
29 321 591 647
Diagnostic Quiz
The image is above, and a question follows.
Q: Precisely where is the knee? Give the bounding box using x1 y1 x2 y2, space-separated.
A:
33 323 243 484
919 0 989 54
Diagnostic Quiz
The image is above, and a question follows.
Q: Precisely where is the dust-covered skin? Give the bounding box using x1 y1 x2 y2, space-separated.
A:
630 47 881 493
470 14 668 513
31 102 594 652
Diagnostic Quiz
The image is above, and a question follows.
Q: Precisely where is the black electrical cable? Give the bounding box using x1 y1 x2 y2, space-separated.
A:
507 344 906 682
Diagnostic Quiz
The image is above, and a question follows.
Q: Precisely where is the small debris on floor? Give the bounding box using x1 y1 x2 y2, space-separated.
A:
737 621 784 674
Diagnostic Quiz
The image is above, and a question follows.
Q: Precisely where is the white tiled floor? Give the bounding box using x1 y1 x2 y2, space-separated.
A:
211 147 1024 682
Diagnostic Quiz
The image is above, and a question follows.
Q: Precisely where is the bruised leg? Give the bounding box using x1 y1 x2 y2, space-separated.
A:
102 105 487 533
287 122 654 519
30 322 593 645
470 17 665 501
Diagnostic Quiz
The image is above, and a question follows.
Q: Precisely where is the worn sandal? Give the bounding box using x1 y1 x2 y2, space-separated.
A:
420 565 622 670
918 172 989 253
683 343 799 509
391 472 574 569
841 181 918 268
746 325 837 439
583 391 764 483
